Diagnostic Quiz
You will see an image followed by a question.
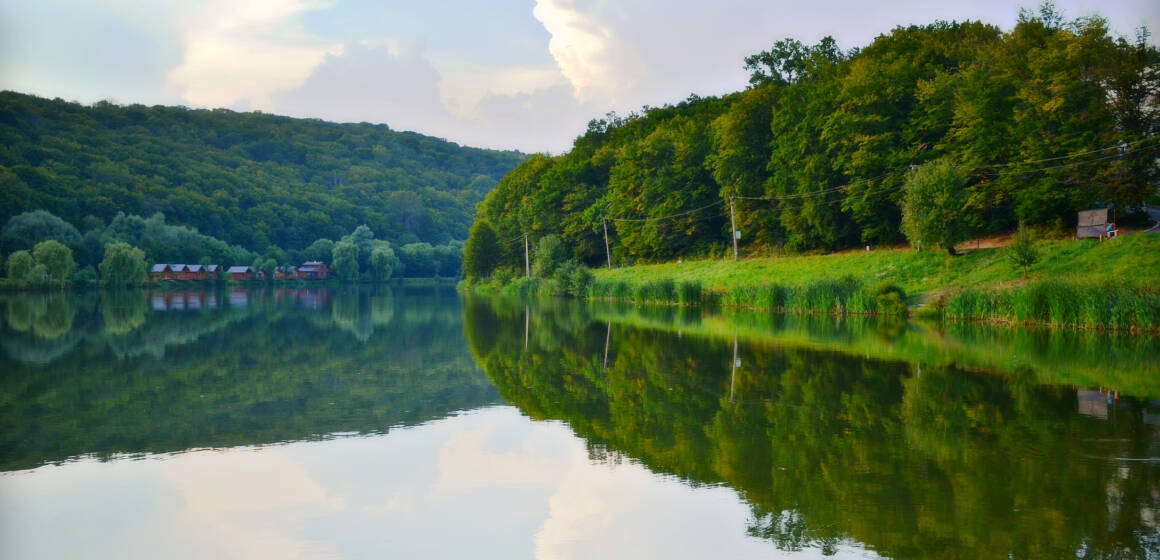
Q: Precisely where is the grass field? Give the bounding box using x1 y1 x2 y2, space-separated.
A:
594 234 1160 298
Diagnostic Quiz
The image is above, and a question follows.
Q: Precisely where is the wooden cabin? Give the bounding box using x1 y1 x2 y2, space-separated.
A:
227 265 254 281
150 264 172 282
296 261 331 280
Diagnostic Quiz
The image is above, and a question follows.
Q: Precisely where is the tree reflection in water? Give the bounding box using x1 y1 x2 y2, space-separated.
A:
463 295 1160 559
0 287 497 471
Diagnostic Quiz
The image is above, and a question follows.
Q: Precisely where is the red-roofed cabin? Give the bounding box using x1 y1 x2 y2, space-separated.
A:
296 261 331 280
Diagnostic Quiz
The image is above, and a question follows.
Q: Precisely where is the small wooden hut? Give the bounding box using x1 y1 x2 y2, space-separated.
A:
1077 208 1116 239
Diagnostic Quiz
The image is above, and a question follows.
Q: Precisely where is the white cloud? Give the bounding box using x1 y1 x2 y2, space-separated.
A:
167 0 341 109
162 449 344 559
532 0 644 105
436 61 569 119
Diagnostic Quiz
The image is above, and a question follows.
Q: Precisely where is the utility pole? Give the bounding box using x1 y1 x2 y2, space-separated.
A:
603 216 611 270
730 335 739 402
729 197 738 262
524 234 530 278
603 320 611 372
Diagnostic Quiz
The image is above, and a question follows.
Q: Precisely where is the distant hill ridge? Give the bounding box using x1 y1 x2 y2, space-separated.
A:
0 91 527 252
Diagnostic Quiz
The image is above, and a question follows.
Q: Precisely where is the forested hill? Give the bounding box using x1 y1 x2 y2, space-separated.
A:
467 9 1158 273
0 91 526 251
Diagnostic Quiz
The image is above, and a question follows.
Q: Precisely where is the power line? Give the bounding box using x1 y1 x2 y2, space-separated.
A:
539 135 1157 252
608 199 726 223
966 135 1157 170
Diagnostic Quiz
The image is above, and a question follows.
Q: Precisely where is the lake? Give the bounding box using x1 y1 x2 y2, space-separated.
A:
1 287 1158 558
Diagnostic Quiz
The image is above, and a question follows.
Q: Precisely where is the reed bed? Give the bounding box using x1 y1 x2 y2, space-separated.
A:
589 275 907 316
943 280 1160 331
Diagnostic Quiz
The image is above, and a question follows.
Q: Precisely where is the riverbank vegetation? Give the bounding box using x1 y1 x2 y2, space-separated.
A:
590 234 1159 329
466 232 1159 331
1 209 465 288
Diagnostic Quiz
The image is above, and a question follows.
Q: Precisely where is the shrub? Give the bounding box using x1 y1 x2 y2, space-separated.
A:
1007 226 1040 278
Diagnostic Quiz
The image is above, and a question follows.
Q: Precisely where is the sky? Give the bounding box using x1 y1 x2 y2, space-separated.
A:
1 0 1157 153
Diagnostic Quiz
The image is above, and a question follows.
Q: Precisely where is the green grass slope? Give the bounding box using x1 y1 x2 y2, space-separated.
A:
594 235 1160 298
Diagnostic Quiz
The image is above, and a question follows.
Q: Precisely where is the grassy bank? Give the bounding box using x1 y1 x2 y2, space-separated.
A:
589 235 1160 330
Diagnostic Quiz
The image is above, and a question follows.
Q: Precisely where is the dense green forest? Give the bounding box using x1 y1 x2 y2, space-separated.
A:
0 91 525 254
468 7 1159 273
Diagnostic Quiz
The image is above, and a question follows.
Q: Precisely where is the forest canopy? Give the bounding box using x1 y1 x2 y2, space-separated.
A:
467 7 1159 275
0 91 526 254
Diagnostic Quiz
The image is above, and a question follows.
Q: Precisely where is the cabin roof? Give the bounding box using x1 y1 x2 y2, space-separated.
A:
227 266 252 273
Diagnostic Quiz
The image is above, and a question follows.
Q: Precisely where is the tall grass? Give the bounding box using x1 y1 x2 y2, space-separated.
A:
589 278 703 305
944 280 1160 331
590 274 906 316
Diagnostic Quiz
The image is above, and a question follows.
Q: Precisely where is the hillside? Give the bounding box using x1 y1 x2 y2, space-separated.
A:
0 91 526 253
466 11 1158 274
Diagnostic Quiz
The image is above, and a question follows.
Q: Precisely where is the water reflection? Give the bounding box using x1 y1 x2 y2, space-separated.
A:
0 287 498 471
4 289 1160 558
463 295 1160 559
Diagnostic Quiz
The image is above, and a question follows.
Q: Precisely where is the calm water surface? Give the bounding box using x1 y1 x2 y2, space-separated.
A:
1 287 1158 558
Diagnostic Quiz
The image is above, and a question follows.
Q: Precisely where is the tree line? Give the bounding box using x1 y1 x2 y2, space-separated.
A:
0 91 525 255
1 209 464 287
465 5 1158 277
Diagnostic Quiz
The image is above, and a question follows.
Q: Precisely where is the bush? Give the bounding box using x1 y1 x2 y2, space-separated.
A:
72 266 99 289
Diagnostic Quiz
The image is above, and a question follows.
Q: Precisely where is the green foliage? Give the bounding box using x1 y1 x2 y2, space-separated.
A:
304 239 335 262
1007 226 1041 277
32 240 74 284
6 250 33 286
1 210 81 254
71 265 98 289
901 160 970 254
25 264 48 286
0 92 525 254
469 15 1156 264
369 243 399 281
253 257 277 282
551 260 593 298
331 241 359 282
463 220 500 280
98 242 146 287
99 211 256 266
533 234 567 278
